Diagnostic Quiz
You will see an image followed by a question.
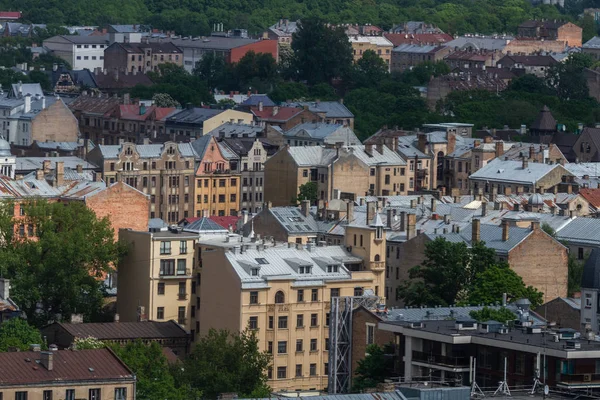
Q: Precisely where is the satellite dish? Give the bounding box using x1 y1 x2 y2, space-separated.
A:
544 385 549 396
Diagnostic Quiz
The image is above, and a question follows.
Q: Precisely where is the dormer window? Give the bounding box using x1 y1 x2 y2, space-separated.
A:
298 266 312 274
327 265 339 273
125 147 133 155
251 267 260 276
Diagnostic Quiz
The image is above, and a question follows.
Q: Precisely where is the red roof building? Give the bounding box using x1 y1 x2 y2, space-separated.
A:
0 11 22 21
209 215 241 231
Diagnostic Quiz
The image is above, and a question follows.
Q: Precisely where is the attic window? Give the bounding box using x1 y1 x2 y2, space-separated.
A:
298 266 312 274
251 267 260 276
288 217 304 222
327 265 339 273
255 258 268 265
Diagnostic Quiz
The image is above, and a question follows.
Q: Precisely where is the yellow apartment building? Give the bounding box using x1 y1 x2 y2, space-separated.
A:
117 227 196 332
348 35 394 70
192 135 241 217
195 220 386 391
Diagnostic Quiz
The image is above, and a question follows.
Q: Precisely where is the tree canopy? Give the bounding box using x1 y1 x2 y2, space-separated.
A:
352 344 394 392
469 307 516 323
0 318 43 352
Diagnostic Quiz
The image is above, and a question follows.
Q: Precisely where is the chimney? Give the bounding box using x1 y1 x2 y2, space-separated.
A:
346 200 354 223
365 143 373 156
417 133 427 153
482 201 487 216
387 208 393 229
444 214 451 224
410 199 416 208
406 213 416 240
529 145 535 160
40 352 53 371
430 198 436 213
472 218 481 243
42 159 51 173
24 94 31 113
35 169 44 180
76 164 83 174
93 171 102 182
258 101 263 112
0 278 9 300
137 306 147 322
400 211 406 232
502 220 509 241
531 220 540 230
522 156 528 169
56 161 64 187
114 313 120 322
272 106 279 116
376 143 384 154
301 200 310 217
447 133 456 155
366 201 375 225
70 313 83 324
123 93 130 105
495 141 504 158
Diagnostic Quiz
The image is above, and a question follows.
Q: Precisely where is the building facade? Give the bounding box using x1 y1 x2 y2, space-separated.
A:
103 41 183 73
43 35 109 70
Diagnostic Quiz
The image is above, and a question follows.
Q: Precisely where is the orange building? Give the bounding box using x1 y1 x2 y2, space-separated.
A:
192 136 241 217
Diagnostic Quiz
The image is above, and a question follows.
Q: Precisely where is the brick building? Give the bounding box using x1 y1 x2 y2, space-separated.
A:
391 44 451 73
103 40 183 73
517 20 582 47
251 105 320 131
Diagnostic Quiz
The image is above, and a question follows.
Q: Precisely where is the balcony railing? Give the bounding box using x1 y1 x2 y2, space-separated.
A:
559 373 600 385
159 268 192 278
412 351 469 368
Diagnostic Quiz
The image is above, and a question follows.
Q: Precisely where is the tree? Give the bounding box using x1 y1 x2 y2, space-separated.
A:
193 52 228 89
580 14 598 43
568 253 586 296
546 53 594 101
180 329 271 399
541 222 556 237
348 49 389 89
467 264 544 308
152 93 181 108
0 200 125 328
469 306 516 323
296 182 318 204
110 340 193 400
401 61 450 86
352 344 394 392
72 336 106 349
0 318 43 352
270 82 309 103
292 17 353 84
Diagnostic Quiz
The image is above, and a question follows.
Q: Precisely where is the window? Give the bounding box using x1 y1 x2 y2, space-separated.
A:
579 247 585 260
354 287 363 296
278 316 288 329
114 388 127 400
249 316 258 330
296 339 303 352
89 389 101 400
15 393 27 400
311 289 318 302
295 364 303 377
160 260 175 276
324 363 329 375
160 241 171 255
310 313 318 327
330 288 340 299
277 366 287 379
157 307 164 319
267 341 273 353
178 306 186 324
366 324 375 345
43 391 52 400
250 291 258 304
310 363 317 376
310 338 317 351
268 316 274 329
297 314 304 328
177 259 187 275
278 341 287 354
297 289 304 302
275 291 285 303
158 282 165 295
326 313 330 326
65 390 75 400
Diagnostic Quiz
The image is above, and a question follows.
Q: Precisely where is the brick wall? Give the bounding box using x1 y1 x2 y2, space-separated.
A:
351 308 394 377
534 298 580 330
231 40 279 63
558 23 582 47
504 39 566 55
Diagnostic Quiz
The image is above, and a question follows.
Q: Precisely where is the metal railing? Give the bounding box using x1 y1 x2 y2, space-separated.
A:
559 373 600 385
412 350 469 367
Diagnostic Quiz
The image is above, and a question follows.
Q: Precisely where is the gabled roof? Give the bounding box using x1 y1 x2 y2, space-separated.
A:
241 94 274 107
190 135 213 160
209 216 241 230
0 348 133 386
284 123 360 144
556 217 600 247
251 106 303 122
183 217 229 233
69 95 121 114
93 72 153 90
469 158 570 185
166 107 222 124
206 122 264 138
97 142 197 159
49 34 109 44
286 146 338 167
49 320 188 340
292 101 354 119
583 36 600 49
579 188 600 209
384 33 453 47
530 105 557 132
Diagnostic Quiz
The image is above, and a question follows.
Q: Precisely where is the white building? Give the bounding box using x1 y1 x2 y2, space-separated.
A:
43 35 109 70
0 139 15 178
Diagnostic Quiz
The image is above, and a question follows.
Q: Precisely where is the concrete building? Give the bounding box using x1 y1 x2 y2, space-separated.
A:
195 223 385 390
68 94 122 142
191 135 241 217
583 37 600 61
264 144 408 207
534 297 581 331
0 348 135 400
283 123 360 147
118 226 197 332
496 54 557 78
349 35 394 70
391 44 450 73
103 41 183 73
43 35 109 70
87 142 197 224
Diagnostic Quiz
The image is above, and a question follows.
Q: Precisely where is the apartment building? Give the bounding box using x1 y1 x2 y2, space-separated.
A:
68 94 122 142
104 41 183 73
0 349 135 400
390 44 450 73
191 135 241 217
118 226 196 332
264 144 408 207
87 141 197 224
43 35 109 70
165 107 253 140
195 221 385 391
348 35 394 70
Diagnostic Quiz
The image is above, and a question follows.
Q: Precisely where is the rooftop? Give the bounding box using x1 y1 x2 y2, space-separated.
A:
469 158 570 185
166 107 223 125
291 101 354 119
96 142 197 159
165 36 260 50
48 320 188 341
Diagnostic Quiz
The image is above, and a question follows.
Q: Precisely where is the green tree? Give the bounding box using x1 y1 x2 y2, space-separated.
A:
546 53 595 101
348 49 389 89
541 222 556 237
152 93 181 108
0 318 43 352
401 61 450 86
568 253 586 296
181 329 271 399
292 17 353 84
580 14 598 43
352 344 394 392
469 306 516 323
110 340 193 400
29 70 52 92
270 82 309 103
296 181 318 204
0 200 125 328
193 52 228 89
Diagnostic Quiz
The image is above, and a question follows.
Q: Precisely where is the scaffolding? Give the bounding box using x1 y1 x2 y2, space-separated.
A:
328 294 383 394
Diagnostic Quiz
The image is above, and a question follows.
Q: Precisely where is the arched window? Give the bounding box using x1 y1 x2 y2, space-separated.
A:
275 291 285 304
374 254 380 262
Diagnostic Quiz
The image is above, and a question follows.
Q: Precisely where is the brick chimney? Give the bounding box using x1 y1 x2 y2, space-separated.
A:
386 208 393 229
529 145 535 160
366 201 375 225
406 213 416 240
502 220 509 241
42 159 51 173
301 199 310 217
40 352 53 371
522 156 528 169
495 141 504 158
472 218 481 243
417 133 427 153
400 211 406 232
346 200 354 223
430 198 436 213
447 133 456 154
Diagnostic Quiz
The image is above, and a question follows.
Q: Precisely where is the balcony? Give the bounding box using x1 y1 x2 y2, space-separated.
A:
558 373 600 387
178 293 188 300
412 351 469 370
159 269 192 279
416 169 428 178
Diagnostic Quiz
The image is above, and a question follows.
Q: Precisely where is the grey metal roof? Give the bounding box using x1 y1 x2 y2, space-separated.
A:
165 107 222 124
11 83 43 98
166 36 259 50
269 207 321 234
240 94 275 107
189 135 212 160
268 20 299 36
556 217 600 246
206 123 264 138
35 141 81 151
55 34 109 44
392 43 444 53
397 136 429 158
445 36 512 51
183 217 229 233
583 36 600 49
582 249 600 290
564 162 600 178
348 145 406 166
15 157 96 172
469 158 569 185
287 146 338 167
97 142 198 159
292 101 354 119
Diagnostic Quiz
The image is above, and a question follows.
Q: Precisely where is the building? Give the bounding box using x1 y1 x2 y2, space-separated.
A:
426 73 508 109
251 105 320 131
582 37 600 61
283 123 360 147
103 41 183 73
264 144 408 207
163 36 278 72
496 54 557 78
0 278 19 322
581 249 600 333
100 104 176 144
517 20 582 47
267 19 298 47
445 35 512 53
348 35 394 70
0 348 135 400
86 142 197 224
91 69 154 94
444 49 502 70
43 35 109 70
195 225 385 391
572 127 600 162
165 107 253 139
384 32 453 47
68 94 121 142
390 22 445 35
118 226 197 332
191 135 241 217
555 217 600 261
390 44 451 73
292 101 355 129
0 84 79 146
534 297 581 330
42 320 190 356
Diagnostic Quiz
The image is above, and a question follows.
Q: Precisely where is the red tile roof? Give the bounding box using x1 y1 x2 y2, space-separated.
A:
0 349 134 386
0 11 21 19
384 33 453 47
209 215 241 230
107 105 176 121
251 106 302 122
580 188 600 208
